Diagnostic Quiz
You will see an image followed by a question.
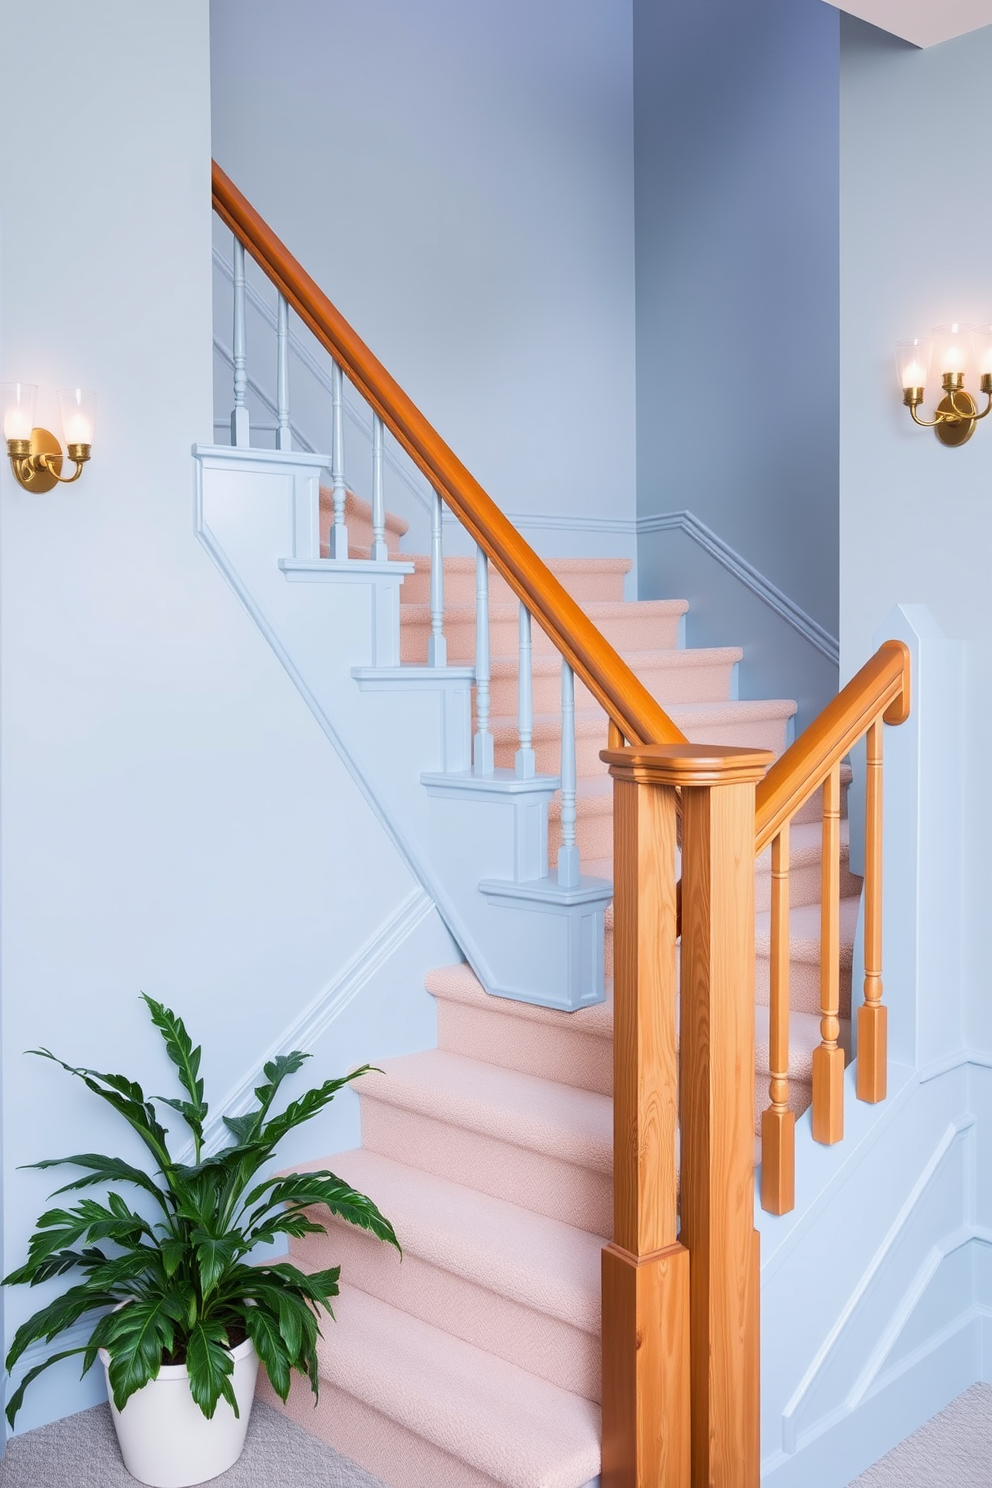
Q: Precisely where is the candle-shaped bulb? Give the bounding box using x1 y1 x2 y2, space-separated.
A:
1 383 38 443
933 323 969 378
894 338 931 393
57 388 97 449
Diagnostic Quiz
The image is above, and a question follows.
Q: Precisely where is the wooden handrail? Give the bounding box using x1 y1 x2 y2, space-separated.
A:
212 161 686 750
754 640 910 856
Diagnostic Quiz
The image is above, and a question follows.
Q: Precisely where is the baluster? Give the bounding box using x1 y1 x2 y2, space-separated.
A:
473 546 493 775
428 490 447 667
276 294 291 451
558 661 580 887
515 605 536 779
761 824 795 1214
371 413 387 561
329 361 348 559
813 763 844 1143
857 719 887 1102
607 719 624 751
230 237 249 447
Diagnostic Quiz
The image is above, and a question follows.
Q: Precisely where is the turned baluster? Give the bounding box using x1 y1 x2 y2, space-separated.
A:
329 361 348 559
276 294 291 451
230 236 249 447
813 763 844 1143
428 490 447 667
515 605 536 779
473 546 493 775
371 413 387 561
558 661 580 887
761 824 795 1214
858 718 887 1102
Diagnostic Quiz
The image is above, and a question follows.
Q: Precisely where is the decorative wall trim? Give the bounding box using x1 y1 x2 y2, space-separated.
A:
780 1115 974 1453
213 248 432 514
196 886 435 1157
638 510 840 664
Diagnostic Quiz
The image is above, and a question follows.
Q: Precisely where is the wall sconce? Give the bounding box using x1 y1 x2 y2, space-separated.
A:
2 384 97 490
895 324 992 447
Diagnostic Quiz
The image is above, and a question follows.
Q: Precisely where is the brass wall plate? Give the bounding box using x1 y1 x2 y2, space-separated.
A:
10 427 62 492
935 391 976 447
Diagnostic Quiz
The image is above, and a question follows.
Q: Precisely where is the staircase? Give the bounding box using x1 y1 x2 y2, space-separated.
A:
255 516 861 1488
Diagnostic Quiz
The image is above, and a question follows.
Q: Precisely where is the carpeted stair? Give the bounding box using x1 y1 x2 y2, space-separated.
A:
258 503 860 1487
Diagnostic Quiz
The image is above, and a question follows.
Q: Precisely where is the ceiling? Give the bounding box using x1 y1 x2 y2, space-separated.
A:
828 0 992 47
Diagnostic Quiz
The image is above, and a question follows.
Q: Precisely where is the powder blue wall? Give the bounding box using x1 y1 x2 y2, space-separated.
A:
210 0 638 543
839 16 992 1054
634 0 840 729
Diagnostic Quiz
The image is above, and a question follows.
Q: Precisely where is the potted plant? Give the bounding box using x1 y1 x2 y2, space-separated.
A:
3 995 399 1488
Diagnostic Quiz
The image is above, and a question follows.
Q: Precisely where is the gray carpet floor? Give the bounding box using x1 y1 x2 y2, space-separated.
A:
844 1382 992 1487
2 1383 991 1486
0 1400 387 1488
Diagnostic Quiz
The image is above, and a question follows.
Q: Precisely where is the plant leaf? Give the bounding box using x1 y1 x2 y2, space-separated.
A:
191 1229 241 1299
255 1069 376 1154
26 1154 171 1211
246 1171 400 1252
28 1051 173 1173
5 1346 90 1429
142 996 208 1142
5 1285 119 1373
103 1293 183 1412
184 1318 237 1420
244 1305 291 1401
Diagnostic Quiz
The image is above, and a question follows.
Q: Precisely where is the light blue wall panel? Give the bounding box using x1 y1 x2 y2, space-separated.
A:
634 0 840 709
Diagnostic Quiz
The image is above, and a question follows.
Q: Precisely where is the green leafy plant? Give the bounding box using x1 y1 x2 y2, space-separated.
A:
3 995 398 1427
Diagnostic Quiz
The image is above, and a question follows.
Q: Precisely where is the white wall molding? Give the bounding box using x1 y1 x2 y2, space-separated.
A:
639 510 839 664
197 886 435 1157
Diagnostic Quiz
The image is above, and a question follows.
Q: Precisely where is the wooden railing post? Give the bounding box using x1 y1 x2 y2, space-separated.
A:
605 743 772 1488
601 746 690 1488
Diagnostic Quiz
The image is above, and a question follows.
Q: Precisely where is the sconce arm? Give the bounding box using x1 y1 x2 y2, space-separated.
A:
35 453 86 485
948 388 992 423
908 403 943 429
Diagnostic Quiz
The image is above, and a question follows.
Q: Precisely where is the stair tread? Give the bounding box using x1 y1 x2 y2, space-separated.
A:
361 1050 612 1173
317 1283 601 1488
313 1147 603 1332
427 963 613 1039
755 895 861 965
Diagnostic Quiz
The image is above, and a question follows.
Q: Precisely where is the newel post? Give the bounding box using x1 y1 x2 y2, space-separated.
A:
601 743 771 1488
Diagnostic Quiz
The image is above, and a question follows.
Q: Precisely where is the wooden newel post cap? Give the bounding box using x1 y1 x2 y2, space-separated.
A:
600 742 774 787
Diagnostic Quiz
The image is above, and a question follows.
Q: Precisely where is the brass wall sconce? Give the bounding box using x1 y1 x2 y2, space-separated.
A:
895 323 992 448
2 383 97 490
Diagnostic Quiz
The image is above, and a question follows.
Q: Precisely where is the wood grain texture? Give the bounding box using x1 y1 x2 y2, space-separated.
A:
602 1243 690 1488
213 162 686 749
857 718 887 1103
754 640 910 854
812 764 844 1145
761 827 795 1215
679 769 766 1488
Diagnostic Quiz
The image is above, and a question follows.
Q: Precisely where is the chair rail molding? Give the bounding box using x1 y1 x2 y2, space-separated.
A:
639 510 839 664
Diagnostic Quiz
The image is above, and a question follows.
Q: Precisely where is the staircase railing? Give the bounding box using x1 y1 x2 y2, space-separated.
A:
210 162 911 1488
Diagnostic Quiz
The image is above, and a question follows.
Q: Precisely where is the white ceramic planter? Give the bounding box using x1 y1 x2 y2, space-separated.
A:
99 1336 259 1488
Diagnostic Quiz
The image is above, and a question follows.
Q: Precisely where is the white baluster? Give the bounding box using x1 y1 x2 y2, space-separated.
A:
428 489 447 667
230 237 249 447
473 545 494 775
276 294 291 451
371 413 387 562
515 605 536 778
558 660 580 887
329 361 348 559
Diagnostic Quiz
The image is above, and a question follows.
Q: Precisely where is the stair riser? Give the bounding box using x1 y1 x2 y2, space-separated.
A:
361 1098 613 1236
492 722 607 778
259 1372 508 1488
401 563 628 607
754 956 853 1020
486 658 736 717
437 1001 612 1097
292 1223 601 1402
754 854 861 914
549 801 614 863
401 608 683 663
